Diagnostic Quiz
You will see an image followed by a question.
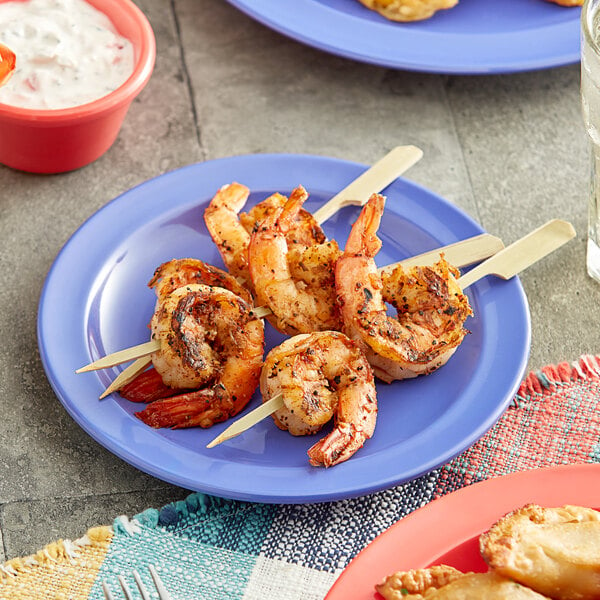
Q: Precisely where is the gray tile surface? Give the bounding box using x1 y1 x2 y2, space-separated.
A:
0 0 598 565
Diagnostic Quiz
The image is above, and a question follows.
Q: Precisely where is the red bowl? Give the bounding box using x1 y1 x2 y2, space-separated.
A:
0 0 156 174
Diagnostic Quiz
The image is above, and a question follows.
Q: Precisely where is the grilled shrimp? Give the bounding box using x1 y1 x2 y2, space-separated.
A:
248 186 342 335
335 194 472 383
260 331 377 467
135 283 264 428
148 258 253 305
203 182 326 286
240 189 325 248
203 183 253 283
119 259 254 405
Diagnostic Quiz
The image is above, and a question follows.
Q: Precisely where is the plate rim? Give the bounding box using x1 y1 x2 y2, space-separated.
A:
325 463 600 599
37 152 531 503
224 0 581 74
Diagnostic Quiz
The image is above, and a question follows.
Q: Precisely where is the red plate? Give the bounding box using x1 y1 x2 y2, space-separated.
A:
325 464 600 599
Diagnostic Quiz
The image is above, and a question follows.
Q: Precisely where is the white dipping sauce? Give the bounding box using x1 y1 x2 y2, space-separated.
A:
0 0 134 110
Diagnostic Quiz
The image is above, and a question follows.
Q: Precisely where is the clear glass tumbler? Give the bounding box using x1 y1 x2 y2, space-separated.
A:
582 0 600 282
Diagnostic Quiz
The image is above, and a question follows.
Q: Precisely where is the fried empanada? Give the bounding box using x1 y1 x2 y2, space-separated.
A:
376 566 550 599
544 0 582 5
356 0 458 22
480 504 600 600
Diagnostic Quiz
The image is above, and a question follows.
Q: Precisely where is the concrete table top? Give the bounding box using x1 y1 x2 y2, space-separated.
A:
0 0 597 564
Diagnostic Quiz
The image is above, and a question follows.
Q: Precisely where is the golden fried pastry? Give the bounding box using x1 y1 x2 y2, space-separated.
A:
376 567 550 599
357 0 579 22
376 565 464 599
357 0 458 22
480 504 600 600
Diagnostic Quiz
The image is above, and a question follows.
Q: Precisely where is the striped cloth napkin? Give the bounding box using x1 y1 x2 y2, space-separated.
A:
1 354 600 600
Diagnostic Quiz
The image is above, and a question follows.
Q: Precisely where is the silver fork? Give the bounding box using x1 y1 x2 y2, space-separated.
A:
102 565 173 600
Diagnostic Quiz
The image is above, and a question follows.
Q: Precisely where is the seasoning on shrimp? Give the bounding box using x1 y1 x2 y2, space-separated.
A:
248 186 342 335
135 283 264 429
148 257 253 306
260 331 377 467
239 189 325 247
335 193 472 383
203 182 326 289
120 258 255 404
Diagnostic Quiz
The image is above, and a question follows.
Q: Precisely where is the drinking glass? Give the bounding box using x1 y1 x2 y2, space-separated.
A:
582 0 600 282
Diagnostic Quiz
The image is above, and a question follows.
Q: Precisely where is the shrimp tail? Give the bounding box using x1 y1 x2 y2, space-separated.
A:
119 367 183 403
211 182 250 214
203 183 252 282
278 185 309 231
307 422 373 468
135 386 238 429
344 193 385 258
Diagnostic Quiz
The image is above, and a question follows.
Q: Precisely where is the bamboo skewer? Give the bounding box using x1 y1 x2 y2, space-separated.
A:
99 356 153 399
76 340 159 373
457 219 576 289
76 233 504 375
312 145 423 224
207 219 576 449
378 232 504 273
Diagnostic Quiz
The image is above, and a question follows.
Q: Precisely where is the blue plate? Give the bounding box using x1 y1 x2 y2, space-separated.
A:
225 0 581 74
37 154 531 503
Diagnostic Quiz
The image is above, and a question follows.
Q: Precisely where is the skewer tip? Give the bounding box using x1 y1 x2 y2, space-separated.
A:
206 436 225 449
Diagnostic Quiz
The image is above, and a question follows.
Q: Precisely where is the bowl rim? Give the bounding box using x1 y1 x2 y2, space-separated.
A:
0 0 156 123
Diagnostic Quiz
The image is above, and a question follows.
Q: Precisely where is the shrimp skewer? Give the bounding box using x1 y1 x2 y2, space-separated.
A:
79 258 259 402
204 183 326 288
208 217 574 448
337 197 576 383
336 193 472 383
134 283 264 429
204 146 423 287
77 233 504 376
260 331 377 467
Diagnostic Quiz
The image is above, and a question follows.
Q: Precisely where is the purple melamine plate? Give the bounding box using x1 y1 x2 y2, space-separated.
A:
38 153 530 503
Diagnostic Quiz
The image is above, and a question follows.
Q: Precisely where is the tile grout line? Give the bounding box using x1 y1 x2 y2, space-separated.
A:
170 0 207 160
442 75 483 227
0 506 7 564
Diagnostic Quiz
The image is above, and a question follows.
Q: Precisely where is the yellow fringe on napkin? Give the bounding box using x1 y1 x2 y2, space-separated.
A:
0 525 112 600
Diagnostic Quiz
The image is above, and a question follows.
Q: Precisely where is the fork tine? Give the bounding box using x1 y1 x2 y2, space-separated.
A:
102 581 117 600
149 565 173 600
118 575 135 600
132 569 152 600
103 566 173 600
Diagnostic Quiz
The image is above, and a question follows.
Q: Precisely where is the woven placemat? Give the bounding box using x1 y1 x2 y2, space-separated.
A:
2 354 600 600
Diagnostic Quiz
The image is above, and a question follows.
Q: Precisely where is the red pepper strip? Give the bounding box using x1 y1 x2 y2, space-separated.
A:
119 367 185 403
0 43 16 87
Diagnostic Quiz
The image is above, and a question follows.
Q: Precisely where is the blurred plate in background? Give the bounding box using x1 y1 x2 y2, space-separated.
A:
226 0 580 74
